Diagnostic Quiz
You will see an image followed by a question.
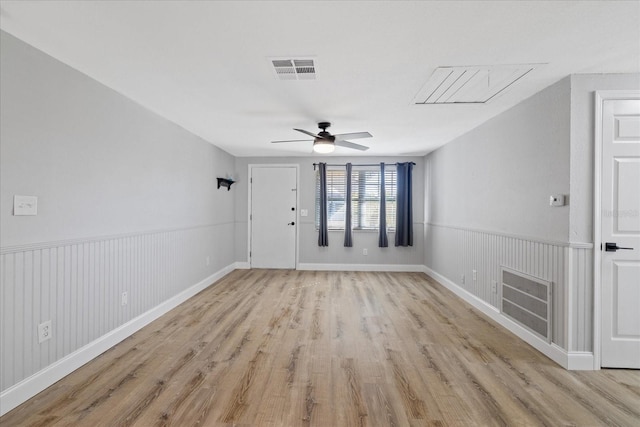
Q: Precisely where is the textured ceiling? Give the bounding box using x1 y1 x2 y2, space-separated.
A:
1 1 639 157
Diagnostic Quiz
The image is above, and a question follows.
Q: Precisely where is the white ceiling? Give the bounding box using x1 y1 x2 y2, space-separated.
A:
1 1 639 157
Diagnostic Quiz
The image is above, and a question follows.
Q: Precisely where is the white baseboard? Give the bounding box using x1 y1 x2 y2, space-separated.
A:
423 266 595 371
297 263 426 272
566 351 596 370
234 261 250 269
0 263 237 417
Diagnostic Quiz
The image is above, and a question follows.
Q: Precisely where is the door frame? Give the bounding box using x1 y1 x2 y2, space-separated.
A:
593 90 640 369
247 164 300 269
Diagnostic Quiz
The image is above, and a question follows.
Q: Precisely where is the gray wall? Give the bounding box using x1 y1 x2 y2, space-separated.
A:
234 156 425 267
1 31 236 247
426 77 571 242
1 31 237 392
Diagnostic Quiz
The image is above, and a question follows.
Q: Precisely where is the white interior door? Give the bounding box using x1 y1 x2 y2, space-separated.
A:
601 98 640 368
250 166 297 269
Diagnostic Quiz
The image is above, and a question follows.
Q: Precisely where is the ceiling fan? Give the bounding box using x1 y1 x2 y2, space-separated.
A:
271 122 372 153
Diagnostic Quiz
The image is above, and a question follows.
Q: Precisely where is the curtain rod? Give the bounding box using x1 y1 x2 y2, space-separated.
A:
312 162 415 170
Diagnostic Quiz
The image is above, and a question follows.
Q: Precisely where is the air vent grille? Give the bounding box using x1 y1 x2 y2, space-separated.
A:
270 57 317 80
501 267 552 342
414 64 542 104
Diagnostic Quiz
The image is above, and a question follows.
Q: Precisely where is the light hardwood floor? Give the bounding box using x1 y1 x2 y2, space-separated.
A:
2 270 639 426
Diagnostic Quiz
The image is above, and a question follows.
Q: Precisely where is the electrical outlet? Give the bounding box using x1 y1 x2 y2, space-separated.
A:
121 291 128 306
492 280 498 294
461 274 465 285
472 270 477 281
206 256 211 266
38 320 52 343
363 248 368 256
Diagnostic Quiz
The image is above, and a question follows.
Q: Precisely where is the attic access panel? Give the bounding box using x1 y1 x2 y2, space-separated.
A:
414 64 542 104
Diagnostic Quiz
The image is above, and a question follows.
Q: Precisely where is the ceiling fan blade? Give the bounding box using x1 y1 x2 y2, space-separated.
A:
294 128 321 139
271 139 313 144
333 131 372 140
335 140 369 151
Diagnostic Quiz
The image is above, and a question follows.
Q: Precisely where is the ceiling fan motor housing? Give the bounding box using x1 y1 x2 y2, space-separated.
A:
317 122 335 141
317 131 335 141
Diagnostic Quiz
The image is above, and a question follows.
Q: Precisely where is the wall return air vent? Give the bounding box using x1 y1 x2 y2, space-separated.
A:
414 64 542 104
269 57 317 80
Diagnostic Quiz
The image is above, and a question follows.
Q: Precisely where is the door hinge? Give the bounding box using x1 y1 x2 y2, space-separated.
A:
250 214 252 220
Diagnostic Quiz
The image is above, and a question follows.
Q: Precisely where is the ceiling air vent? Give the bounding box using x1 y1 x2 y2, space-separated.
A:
414 64 542 104
270 57 317 80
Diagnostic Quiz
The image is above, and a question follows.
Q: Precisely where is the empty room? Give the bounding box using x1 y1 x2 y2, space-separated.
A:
1 1 639 425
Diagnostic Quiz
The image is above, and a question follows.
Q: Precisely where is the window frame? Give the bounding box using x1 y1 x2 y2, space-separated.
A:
315 166 397 232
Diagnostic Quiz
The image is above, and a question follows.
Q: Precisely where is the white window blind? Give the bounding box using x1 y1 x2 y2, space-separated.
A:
316 167 397 231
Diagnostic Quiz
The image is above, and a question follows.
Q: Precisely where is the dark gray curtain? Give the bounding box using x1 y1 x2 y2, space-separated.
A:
395 162 413 247
344 163 353 247
378 162 388 247
318 162 329 247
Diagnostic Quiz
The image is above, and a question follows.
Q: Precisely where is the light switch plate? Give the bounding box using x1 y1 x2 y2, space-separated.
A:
14 195 38 215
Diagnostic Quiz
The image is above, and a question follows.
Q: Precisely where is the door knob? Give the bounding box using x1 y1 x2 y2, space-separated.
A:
288 222 295 226
605 242 634 252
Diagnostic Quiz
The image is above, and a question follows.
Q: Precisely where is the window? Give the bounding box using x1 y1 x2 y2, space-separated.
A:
316 167 397 230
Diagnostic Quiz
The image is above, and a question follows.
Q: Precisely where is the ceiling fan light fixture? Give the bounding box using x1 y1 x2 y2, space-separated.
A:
313 139 335 153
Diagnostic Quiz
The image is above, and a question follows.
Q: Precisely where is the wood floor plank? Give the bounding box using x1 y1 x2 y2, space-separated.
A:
2 269 639 426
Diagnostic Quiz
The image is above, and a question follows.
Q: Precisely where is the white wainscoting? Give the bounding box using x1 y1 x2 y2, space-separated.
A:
425 223 594 366
568 247 594 353
0 224 236 415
